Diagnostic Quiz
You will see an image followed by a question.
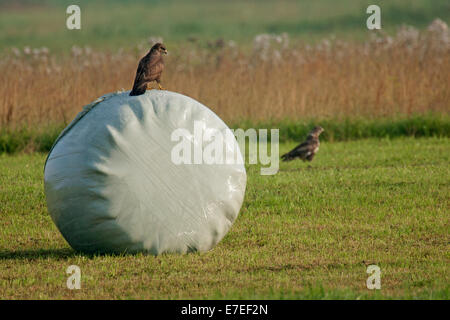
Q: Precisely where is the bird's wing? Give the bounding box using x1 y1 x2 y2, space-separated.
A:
144 56 164 81
281 141 311 160
132 59 148 88
290 141 311 156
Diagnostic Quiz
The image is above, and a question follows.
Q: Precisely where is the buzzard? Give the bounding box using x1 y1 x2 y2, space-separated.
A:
281 126 324 162
130 43 168 96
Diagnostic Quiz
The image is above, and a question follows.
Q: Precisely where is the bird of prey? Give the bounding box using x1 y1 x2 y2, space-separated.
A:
130 43 168 96
281 126 324 162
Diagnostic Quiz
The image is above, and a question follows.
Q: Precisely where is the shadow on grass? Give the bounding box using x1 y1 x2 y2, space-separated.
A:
0 248 78 261
0 247 170 260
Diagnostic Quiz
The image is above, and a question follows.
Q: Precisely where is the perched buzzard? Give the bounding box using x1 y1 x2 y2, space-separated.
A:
281 126 324 162
130 43 168 96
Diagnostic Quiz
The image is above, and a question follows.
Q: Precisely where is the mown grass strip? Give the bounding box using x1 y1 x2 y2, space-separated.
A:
0 138 448 299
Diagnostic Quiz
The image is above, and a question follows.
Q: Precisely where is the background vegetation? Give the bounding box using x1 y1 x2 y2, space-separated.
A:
0 0 449 50
0 0 448 300
0 7 449 153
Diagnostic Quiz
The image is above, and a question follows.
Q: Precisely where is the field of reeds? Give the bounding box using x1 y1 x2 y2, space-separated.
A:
1 19 449 153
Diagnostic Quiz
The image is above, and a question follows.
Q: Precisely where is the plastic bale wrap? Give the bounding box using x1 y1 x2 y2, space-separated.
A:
44 91 246 255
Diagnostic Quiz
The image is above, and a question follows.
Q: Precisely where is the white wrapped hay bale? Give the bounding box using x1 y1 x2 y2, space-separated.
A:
44 91 246 255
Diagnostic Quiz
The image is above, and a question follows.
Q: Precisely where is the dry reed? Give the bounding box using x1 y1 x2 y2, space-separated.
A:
0 20 449 128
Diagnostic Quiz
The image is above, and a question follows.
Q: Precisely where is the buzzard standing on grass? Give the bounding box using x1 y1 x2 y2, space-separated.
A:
281 126 324 162
130 43 168 96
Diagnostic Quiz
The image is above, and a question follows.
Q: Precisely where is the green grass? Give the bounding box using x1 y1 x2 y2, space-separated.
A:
0 137 448 299
1 115 449 154
235 114 450 143
0 0 449 51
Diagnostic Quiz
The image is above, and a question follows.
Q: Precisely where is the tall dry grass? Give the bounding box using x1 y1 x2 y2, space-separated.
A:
1 20 449 128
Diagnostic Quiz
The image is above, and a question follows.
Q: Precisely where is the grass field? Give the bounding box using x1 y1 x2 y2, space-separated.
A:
0 0 448 300
0 138 448 299
1 0 449 51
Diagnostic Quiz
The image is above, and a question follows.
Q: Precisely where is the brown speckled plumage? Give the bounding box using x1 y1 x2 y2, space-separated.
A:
130 43 167 96
281 126 324 162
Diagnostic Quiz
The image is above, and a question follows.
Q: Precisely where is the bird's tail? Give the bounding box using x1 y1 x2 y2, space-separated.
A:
281 153 293 162
129 84 146 96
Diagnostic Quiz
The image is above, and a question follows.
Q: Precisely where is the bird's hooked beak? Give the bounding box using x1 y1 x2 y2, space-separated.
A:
163 49 168 54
